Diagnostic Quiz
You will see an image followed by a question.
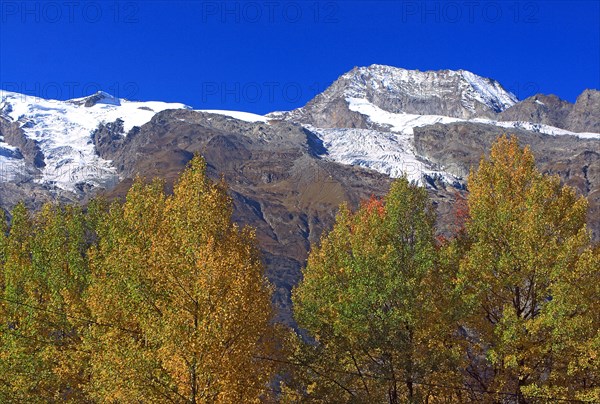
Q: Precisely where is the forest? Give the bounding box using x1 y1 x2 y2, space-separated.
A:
0 136 598 403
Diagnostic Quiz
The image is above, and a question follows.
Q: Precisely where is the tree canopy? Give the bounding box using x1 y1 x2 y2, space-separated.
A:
0 140 597 403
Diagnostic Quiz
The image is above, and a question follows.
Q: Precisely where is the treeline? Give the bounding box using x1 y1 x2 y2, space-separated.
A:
0 136 597 403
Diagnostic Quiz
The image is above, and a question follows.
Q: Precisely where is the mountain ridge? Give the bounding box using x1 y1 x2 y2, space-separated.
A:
1 65 598 322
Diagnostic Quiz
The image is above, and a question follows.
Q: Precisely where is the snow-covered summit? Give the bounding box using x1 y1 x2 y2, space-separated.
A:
336 64 517 117
268 65 598 187
269 64 520 131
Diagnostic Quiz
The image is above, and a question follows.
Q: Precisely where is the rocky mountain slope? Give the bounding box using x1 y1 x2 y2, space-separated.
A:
1 65 598 322
270 65 598 187
499 89 600 133
90 110 394 319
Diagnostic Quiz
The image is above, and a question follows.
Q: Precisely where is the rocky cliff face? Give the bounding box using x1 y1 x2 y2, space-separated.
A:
569 89 600 133
499 94 573 129
0 117 45 168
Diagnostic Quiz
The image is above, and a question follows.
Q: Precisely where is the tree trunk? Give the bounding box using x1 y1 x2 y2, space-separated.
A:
406 379 414 403
389 381 399 404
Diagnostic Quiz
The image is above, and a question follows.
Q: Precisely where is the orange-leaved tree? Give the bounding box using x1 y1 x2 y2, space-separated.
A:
85 156 279 403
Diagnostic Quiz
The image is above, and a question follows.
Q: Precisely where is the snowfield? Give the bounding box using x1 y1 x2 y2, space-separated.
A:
0 90 191 191
346 97 463 134
0 90 272 191
306 125 459 186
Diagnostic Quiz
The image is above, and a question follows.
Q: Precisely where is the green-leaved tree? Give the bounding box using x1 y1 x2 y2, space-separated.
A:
290 178 463 403
458 136 598 402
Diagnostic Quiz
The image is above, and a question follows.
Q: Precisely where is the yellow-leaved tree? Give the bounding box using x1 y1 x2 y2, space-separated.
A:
0 203 91 402
85 156 279 403
458 136 598 402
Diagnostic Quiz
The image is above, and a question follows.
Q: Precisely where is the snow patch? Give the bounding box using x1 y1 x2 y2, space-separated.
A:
349 97 600 140
346 97 463 134
197 110 268 123
472 118 600 139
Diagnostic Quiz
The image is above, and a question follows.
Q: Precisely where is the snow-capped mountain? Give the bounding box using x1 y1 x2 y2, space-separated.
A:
0 90 191 191
269 66 598 185
0 65 598 197
0 91 267 192
1 66 598 310
270 65 519 128
341 65 519 115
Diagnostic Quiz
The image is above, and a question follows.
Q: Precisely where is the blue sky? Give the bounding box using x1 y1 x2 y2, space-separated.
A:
1 0 598 114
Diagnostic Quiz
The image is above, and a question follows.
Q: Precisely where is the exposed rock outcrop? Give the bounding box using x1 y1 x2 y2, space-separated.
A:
0 117 45 168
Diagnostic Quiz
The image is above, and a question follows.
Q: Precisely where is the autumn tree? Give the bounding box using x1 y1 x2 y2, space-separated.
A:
290 178 464 403
0 203 34 402
521 243 600 402
458 135 598 402
0 208 6 295
0 203 91 402
85 156 279 403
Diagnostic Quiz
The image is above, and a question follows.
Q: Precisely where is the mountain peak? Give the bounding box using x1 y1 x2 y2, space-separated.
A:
274 64 519 128
338 64 518 116
68 91 121 107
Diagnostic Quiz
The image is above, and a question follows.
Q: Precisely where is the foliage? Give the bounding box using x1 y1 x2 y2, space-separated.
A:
0 140 597 403
0 203 91 402
85 156 279 403
458 135 598 401
290 179 464 403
